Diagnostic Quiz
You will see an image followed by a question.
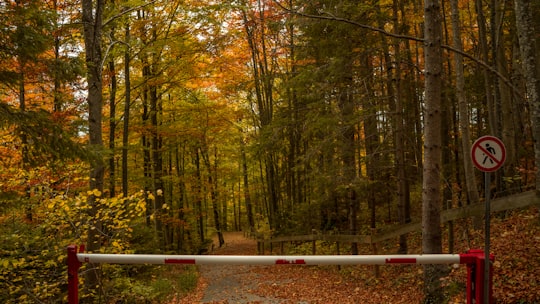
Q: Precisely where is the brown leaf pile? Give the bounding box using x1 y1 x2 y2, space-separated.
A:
175 207 539 303
448 206 540 304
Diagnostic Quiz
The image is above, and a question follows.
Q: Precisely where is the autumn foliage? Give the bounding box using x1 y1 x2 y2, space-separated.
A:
1 0 540 302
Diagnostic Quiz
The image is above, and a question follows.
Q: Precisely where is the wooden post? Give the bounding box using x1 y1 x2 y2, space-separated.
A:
371 229 380 278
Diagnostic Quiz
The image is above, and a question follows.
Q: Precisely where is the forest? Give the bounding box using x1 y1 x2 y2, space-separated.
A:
0 0 539 303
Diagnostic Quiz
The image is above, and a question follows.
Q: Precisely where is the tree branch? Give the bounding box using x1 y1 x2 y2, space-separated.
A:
273 1 525 100
103 1 158 28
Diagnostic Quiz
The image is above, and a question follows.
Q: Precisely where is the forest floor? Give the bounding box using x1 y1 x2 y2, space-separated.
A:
174 206 540 304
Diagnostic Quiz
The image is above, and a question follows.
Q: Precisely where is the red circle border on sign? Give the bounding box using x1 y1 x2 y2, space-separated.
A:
471 136 506 172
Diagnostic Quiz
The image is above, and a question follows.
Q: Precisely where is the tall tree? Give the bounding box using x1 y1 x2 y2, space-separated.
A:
201 142 225 247
122 21 131 197
107 39 117 198
240 134 255 230
450 0 479 219
474 0 496 136
2 0 54 166
422 0 445 301
241 2 280 230
514 0 540 196
81 0 105 300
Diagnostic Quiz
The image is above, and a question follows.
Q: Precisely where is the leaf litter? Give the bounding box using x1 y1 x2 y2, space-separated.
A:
175 207 539 303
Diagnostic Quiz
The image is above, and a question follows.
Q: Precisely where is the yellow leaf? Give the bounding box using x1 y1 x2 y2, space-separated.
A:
109 197 118 206
88 189 102 197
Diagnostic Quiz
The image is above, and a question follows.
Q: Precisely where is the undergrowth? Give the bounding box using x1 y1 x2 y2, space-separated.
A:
105 265 199 303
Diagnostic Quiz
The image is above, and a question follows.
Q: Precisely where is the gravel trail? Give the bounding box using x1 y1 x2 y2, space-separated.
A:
198 232 283 304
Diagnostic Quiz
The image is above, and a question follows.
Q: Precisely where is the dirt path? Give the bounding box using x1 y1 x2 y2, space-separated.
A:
197 232 284 303
186 233 380 304
177 232 410 304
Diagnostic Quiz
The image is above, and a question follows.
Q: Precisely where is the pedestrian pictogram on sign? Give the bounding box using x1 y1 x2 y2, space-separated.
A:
471 136 506 172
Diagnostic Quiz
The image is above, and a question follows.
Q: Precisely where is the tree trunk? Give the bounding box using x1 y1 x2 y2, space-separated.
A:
174 143 187 251
194 148 205 243
422 0 445 302
450 0 480 220
490 0 502 137
81 0 105 301
201 144 225 247
19 61 29 166
141 61 152 226
336 60 358 255
108 57 117 198
365 101 379 233
122 22 131 197
498 41 516 180
242 7 279 230
284 5 302 211
150 78 165 249
241 136 255 230
514 0 540 196
52 0 62 112
475 0 496 136
18 57 32 222
380 0 411 254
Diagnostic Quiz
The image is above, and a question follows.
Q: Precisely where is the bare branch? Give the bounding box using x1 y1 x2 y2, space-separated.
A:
273 0 525 100
103 0 158 28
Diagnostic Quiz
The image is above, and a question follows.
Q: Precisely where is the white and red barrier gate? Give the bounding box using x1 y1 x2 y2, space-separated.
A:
67 245 493 303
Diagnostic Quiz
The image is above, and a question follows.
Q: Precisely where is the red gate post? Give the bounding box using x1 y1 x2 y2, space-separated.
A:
462 249 494 304
67 245 82 304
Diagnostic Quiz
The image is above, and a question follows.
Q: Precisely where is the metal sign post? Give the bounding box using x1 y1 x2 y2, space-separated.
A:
483 171 491 304
471 135 506 304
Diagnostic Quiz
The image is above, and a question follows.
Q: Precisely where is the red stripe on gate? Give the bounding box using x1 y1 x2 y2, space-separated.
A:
165 258 196 264
276 259 306 265
385 258 417 264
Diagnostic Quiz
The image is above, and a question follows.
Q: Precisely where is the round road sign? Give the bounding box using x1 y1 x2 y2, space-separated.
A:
471 135 506 172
